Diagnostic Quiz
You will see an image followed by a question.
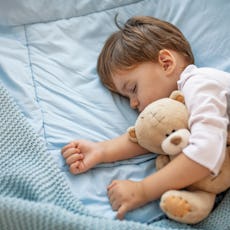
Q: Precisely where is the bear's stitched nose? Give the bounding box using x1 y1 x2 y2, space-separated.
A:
170 136 181 145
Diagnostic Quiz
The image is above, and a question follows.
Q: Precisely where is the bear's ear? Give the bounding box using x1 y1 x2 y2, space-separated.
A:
169 90 185 104
127 126 138 143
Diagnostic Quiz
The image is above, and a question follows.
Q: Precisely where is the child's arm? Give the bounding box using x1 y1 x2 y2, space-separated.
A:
107 153 210 220
61 133 148 174
101 133 148 162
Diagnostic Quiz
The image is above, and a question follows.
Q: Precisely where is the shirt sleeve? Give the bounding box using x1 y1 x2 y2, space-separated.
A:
179 74 229 175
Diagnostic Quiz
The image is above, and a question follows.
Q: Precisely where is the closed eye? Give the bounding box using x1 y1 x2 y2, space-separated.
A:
130 85 137 94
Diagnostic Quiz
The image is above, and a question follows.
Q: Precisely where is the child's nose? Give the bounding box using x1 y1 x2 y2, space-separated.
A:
130 98 139 110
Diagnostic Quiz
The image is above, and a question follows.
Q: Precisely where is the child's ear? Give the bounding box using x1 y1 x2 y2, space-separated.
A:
158 49 176 74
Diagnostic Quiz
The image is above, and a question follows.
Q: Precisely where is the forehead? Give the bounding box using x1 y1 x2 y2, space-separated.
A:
112 64 139 81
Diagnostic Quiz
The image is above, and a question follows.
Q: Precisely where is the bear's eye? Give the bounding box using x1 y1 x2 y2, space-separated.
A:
165 130 176 137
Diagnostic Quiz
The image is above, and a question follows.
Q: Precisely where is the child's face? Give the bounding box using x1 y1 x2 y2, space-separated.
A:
112 61 178 112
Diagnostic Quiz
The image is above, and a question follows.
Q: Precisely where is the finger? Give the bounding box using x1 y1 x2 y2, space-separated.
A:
111 200 120 211
70 140 82 148
61 142 75 153
61 140 82 153
69 161 81 174
116 204 128 220
107 180 118 190
107 190 115 203
107 191 122 211
108 192 120 211
66 153 84 165
62 147 81 159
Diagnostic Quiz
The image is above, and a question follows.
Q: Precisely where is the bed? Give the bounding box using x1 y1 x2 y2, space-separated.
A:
0 0 229 229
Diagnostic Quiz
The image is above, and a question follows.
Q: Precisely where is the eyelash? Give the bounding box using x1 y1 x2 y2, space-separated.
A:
131 85 137 94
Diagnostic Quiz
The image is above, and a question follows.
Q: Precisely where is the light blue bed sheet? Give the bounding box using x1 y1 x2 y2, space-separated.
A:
0 0 230 225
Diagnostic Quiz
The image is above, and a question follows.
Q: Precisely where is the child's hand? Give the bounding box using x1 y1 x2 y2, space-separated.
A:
61 140 103 174
107 180 147 220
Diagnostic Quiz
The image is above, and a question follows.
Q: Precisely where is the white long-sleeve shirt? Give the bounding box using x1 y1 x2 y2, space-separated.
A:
177 65 230 175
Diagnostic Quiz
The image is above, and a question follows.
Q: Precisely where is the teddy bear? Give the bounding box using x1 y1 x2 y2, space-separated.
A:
128 91 230 224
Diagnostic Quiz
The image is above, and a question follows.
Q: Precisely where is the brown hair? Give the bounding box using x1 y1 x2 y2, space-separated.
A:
97 16 194 92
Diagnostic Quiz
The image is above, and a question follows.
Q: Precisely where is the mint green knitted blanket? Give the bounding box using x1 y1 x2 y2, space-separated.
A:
0 82 229 230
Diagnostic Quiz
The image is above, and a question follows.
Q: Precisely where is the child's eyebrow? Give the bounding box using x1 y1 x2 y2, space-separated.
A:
120 81 130 97
122 81 130 92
